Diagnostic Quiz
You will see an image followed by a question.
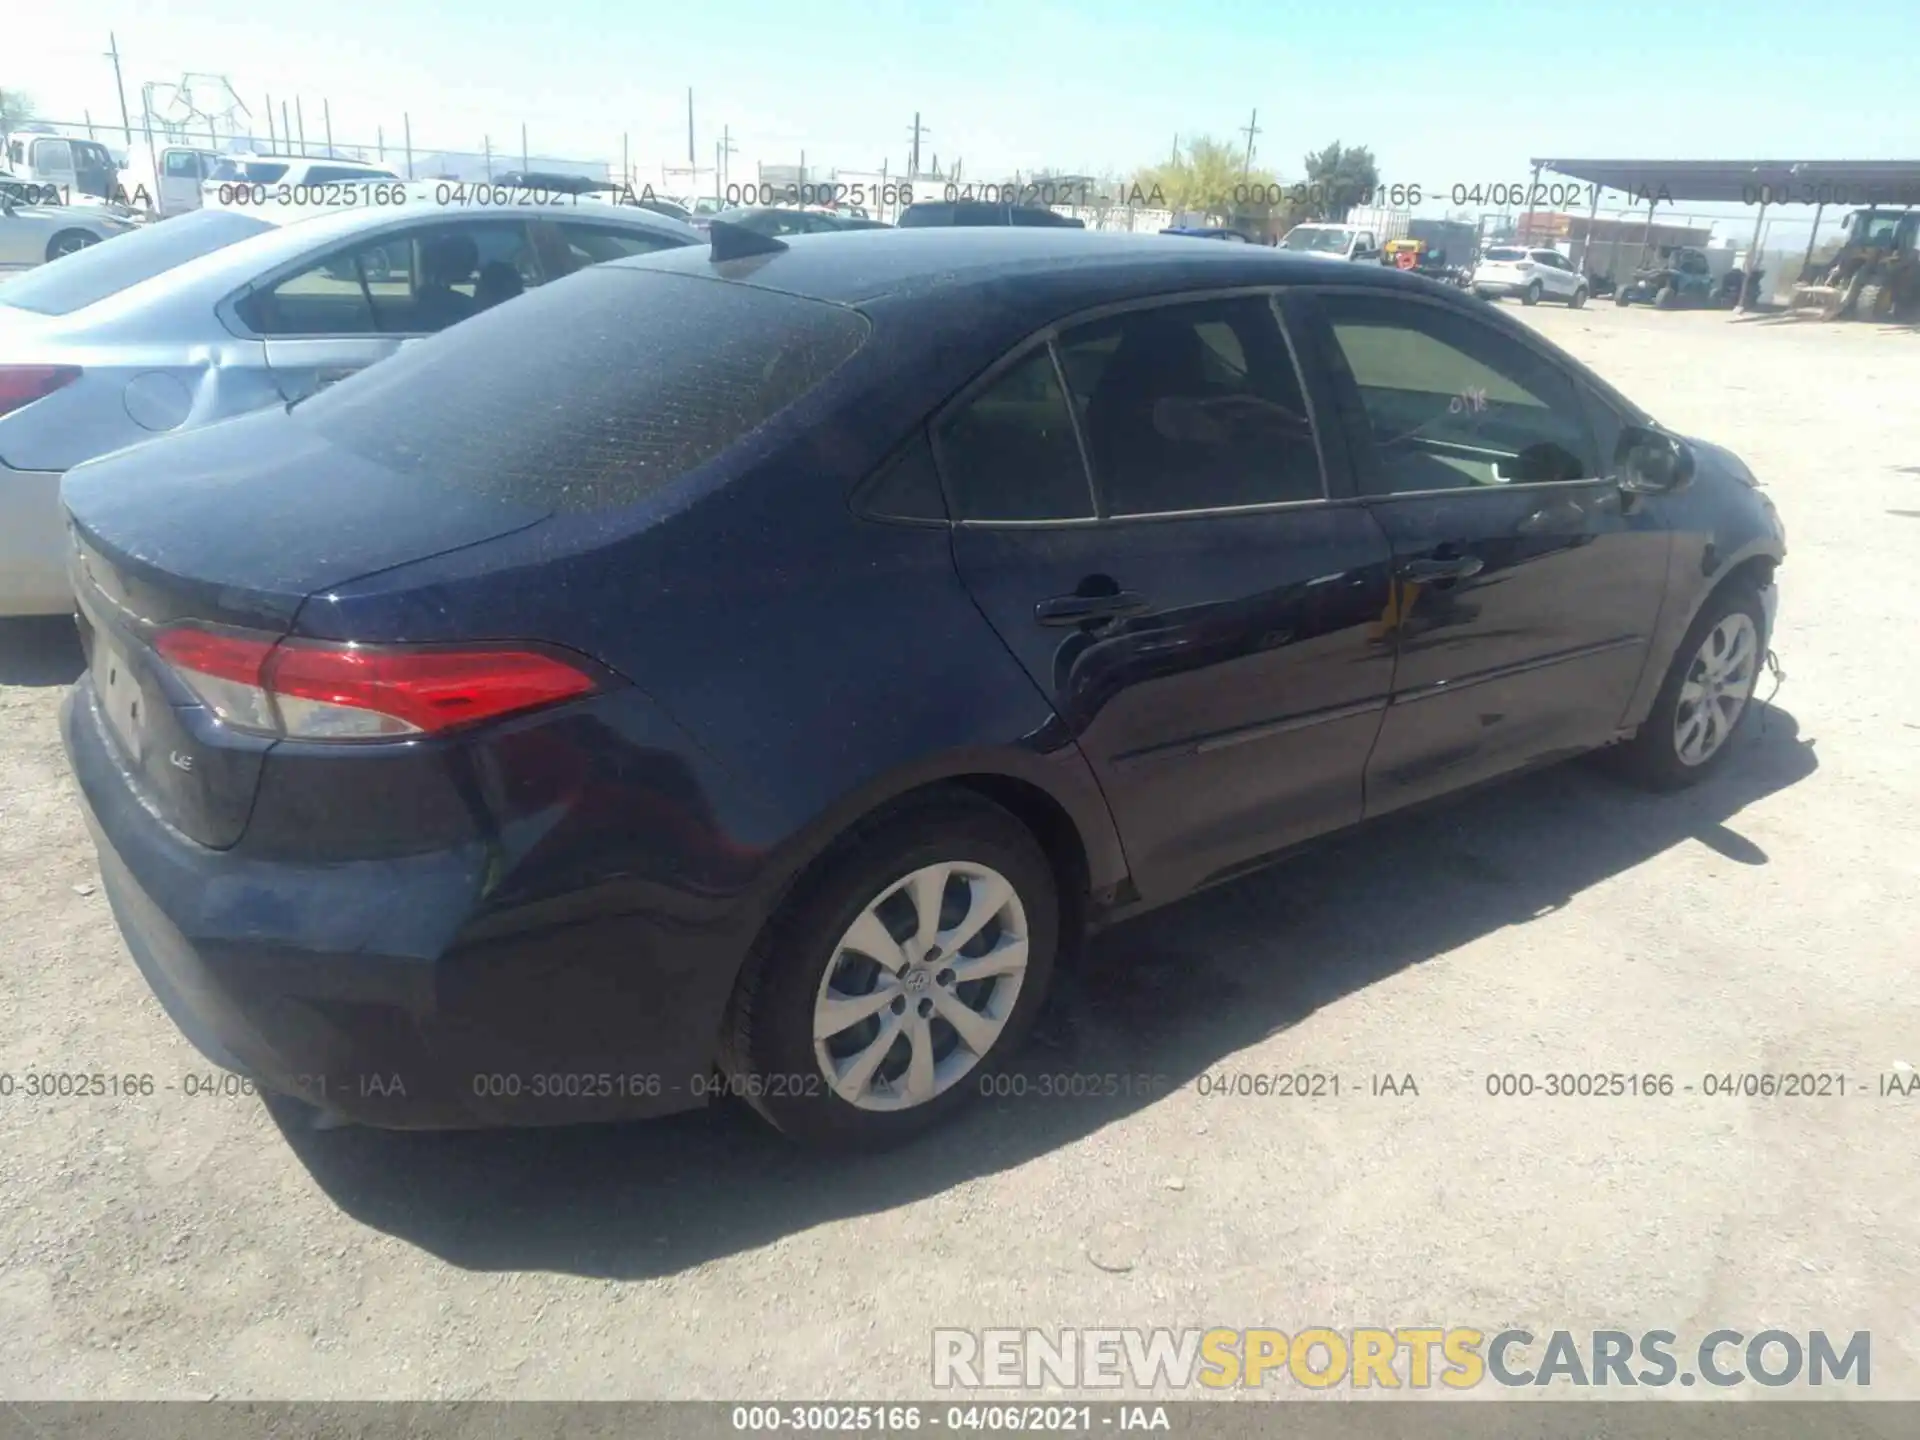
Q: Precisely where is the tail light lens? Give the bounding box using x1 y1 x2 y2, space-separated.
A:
0 366 82 420
154 626 598 741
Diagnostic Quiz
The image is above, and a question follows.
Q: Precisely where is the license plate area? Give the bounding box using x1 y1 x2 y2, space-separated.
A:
91 623 150 767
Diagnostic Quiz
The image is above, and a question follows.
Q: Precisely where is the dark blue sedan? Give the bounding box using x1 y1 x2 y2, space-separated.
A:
57 224 1785 1148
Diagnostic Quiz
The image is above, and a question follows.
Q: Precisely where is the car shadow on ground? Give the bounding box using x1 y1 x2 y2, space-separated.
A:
0 617 84 687
277 707 1818 1279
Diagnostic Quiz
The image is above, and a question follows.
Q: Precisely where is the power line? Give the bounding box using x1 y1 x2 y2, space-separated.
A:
908 112 930 178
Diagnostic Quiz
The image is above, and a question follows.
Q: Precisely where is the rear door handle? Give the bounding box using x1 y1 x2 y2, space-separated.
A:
1034 591 1151 627
1399 555 1485 583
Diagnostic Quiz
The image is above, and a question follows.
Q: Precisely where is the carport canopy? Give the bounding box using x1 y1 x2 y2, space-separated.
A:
1529 158 1920 207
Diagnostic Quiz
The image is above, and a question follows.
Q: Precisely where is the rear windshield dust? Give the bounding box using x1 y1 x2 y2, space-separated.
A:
295 266 870 513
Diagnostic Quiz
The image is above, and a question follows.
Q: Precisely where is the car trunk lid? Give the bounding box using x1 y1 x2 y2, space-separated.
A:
62 404 550 848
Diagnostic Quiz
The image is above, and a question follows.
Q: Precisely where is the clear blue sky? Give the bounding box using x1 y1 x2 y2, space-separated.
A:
13 0 1917 237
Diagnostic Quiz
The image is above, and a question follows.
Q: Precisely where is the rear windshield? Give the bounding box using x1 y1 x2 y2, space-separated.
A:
209 159 291 184
1484 247 1527 261
296 266 871 512
0 208 274 316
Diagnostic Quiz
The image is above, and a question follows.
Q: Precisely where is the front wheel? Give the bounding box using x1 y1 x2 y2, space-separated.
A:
1615 289 1632 307
718 790 1060 1149
1569 286 1588 309
45 229 101 262
1656 284 1679 310
1523 281 1542 306
1608 586 1766 791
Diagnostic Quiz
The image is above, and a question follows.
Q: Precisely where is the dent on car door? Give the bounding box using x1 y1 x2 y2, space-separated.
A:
1301 290 1672 814
937 293 1395 903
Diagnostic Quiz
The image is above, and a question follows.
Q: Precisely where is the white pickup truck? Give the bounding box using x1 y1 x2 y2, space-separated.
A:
1278 222 1383 262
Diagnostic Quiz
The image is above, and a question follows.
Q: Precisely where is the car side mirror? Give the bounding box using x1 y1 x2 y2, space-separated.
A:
1616 426 1695 495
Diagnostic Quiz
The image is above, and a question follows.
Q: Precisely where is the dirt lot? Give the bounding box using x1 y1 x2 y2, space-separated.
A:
1 304 1915 1402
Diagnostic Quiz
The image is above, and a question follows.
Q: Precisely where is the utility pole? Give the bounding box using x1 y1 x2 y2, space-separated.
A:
105 32 134 147
719 124 736 190
686 88 695 166
323 98 334 157
908 112 929 179
521 122 529 172
1239 108 1261 177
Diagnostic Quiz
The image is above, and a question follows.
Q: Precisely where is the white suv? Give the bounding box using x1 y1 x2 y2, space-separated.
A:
201 155 402 210
1472 246 1588 307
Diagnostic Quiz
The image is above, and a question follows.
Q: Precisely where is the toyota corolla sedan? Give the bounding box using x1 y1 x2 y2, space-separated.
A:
0 195 699 616
59 225 1785 1150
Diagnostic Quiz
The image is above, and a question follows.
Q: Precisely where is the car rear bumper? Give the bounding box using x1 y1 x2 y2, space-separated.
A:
61 677 724 1129
1473 279 1525 297
0 466 71 617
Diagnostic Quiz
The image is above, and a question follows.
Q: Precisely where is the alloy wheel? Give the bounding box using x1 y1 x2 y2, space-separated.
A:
1674 612 1758 766
811 861 1029 1111
50 232 100 259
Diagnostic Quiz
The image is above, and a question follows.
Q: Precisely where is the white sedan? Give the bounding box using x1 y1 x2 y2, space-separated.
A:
0 173 145 272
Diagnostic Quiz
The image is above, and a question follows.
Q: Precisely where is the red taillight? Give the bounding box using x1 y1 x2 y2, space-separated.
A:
0 365 82 419
155 626 598 741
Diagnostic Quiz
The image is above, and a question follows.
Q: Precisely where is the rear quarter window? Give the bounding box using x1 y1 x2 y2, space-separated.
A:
295 266 870 512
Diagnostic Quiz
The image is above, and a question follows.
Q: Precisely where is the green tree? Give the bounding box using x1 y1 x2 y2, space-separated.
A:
0 87 39 134
1301 141 1380 220
1130 136 1283 224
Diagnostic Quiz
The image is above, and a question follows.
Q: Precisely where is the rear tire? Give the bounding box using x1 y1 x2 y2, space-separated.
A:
1569 285 1588 309
718 790 1060 1150
1608 585 1766 791
45 229 100 262
1655 284 1678 310
1615 289 1632 307
1523 281 1542 306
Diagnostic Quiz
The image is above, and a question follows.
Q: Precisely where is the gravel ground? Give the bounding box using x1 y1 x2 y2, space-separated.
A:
0 303 1915 1402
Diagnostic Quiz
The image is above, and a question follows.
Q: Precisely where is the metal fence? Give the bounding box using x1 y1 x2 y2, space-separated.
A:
17 114 673 191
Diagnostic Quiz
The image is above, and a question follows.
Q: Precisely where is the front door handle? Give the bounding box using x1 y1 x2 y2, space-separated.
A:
1399 555 1485 583
1034 591 1151 627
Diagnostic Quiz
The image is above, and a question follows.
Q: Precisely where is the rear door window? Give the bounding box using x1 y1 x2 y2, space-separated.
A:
1056 296 1323 514
295 266 870 512
239 220 540 335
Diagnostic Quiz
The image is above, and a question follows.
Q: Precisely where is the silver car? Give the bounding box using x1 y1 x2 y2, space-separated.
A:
1 173 146 270
0 196 700 616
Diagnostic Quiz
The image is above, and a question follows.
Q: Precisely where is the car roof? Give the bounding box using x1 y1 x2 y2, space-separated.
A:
610 226 1427 307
